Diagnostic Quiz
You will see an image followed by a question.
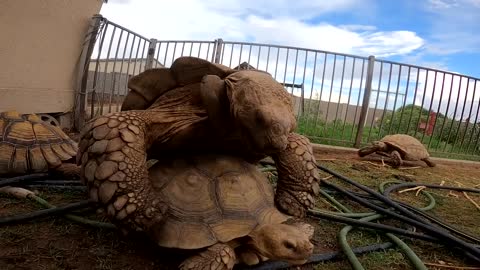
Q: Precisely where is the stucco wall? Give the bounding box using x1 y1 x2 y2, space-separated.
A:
0 0 103 114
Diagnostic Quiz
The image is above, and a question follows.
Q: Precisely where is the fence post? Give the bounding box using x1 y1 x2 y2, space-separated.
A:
73 14 104 132
354 55 375 148
145 38 157 70
213 38 223 64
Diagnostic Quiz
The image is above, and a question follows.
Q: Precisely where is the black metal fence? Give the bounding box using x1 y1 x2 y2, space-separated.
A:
74 15 480 160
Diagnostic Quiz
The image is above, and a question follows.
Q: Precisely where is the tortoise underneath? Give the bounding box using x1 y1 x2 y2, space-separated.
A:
98 154 314 269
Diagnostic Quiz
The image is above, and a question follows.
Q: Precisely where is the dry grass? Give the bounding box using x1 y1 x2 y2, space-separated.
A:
0 153 479 270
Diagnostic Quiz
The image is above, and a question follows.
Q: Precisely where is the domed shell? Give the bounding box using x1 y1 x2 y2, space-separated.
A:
121 57 235 111
381 134 430 160
0 110 78 175
147 155 288 250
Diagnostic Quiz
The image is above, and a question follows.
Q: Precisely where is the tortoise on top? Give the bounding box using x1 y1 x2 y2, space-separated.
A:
0 110 79 177
97 154 315 269
358 134 436 167
77 56 320 232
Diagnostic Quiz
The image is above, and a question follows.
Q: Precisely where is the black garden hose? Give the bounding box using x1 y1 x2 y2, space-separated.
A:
383 182 480 196
381 182 480 244
25 185 87 191
0 186 116 229
308 209 439 243
0 173 49 188
239 242 394 270
0 200 92 225
316 163 480 263
321 179 480 262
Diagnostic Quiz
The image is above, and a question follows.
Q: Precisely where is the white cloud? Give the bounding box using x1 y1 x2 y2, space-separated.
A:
98 0 424 58
423 0 480 55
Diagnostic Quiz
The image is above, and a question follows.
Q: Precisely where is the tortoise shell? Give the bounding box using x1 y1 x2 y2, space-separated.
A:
380 134 430 160
147 154 289 250
122 57 235 111
0 110 78 175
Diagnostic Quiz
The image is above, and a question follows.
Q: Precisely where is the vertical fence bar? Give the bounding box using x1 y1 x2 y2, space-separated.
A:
354 55 375 148
350 59 366 142
145 39 157 70
74 14 104 131
214 39 223 64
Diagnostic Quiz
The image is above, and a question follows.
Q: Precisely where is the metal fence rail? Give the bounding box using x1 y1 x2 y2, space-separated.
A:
74 15 480 160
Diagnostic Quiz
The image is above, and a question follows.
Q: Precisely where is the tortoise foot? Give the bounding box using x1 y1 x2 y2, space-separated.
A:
179 243 236 270
274 189 315 218
77 111 165 230
272 133 321 218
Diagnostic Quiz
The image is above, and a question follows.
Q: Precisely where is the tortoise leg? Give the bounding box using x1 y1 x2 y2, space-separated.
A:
358 145 380 157
179 243 236 270
389 150 403 168
50 163 81 179
422 157 436 167
271 133 321 218
77 110 167 231
236 248 267 266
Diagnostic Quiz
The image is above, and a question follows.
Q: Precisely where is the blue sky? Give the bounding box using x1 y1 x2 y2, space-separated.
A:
99 0 480 120
101 0 480 78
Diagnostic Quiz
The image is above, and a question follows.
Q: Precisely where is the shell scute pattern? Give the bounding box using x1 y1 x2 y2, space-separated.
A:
0 110 78 175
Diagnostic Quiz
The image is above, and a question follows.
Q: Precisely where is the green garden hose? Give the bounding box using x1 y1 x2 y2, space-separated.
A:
315 180 433 270
0 186 116 229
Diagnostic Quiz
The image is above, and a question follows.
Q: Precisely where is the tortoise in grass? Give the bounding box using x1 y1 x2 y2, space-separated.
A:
358 134 436 167
77 56 320 219
97 154 314 269
0 110 79 177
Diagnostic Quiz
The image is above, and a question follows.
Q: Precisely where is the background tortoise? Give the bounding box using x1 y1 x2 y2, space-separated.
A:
90 154 314 269
0 110 79 177
77 56 320 218
358 134 436 167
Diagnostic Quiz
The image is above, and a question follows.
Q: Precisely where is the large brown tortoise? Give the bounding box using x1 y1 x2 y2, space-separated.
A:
358 134 436 167
0 110 79 177
136 154 313 269
77 56 321 223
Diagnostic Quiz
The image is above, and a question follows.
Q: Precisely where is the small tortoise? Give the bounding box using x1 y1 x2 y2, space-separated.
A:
78 56 320 219
358 134 436 167
100 154 314 269
0 110 79 177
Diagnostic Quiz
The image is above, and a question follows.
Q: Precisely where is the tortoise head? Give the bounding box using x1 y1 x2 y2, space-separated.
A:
225 70 296 154
358 141 388 157
247 223 314 265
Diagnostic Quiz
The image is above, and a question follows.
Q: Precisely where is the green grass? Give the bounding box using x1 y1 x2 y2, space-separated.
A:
295 114 480 162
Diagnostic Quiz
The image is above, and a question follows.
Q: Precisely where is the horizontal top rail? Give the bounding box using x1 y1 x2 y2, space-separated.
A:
102 18 151 41
375 58 480 81
221 40 371 60
154 40 217 43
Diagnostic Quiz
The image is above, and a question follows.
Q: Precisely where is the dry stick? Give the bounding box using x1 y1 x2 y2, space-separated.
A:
321 175 334 181
398 186 427 195
423 262 480 270
448 191 459 198
463 192 480 211
454 181 480 211
361 161 383 167
398 166 423 170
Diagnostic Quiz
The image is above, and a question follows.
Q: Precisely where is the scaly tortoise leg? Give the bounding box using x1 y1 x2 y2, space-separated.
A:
422 157 436 167
77 110 167 232
271 132 320 218
389 150 403 168
179 243 236 270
